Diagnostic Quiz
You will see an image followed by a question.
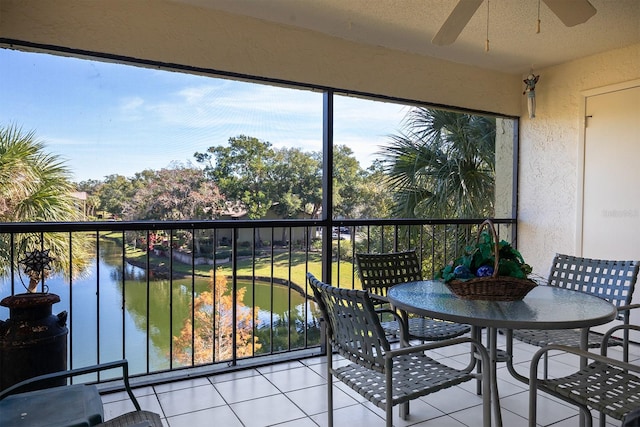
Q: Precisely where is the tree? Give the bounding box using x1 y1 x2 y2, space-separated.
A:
381 108 496 219
270 147 322 243
196 135 276 220
196 135 277 245
173 271 260 365
193 135 379 228
332 145 365 219
354 160 394 219
97 174 136 219
0 124 92 289
271 147 322 219
124 165 225 221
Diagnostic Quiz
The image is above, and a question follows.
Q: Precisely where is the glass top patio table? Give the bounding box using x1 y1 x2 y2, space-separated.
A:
387 279 617 427
387 279 617 330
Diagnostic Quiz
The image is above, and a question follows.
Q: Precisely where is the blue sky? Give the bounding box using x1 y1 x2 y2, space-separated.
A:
0 48 409 182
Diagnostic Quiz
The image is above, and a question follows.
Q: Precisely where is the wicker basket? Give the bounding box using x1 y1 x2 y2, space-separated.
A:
445 220 536 301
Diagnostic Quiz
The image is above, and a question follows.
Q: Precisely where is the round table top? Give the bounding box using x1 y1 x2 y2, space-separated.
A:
387 280 617 329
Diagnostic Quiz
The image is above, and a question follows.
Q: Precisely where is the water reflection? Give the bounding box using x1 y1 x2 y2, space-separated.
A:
0 239 320 375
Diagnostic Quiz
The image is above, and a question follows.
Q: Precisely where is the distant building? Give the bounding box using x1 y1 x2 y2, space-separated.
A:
70 191 87 219
217 201 313 247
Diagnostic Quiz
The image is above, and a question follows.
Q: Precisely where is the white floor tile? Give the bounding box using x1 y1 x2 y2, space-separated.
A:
157 383 226 417
286 383 360 416
214 374 281 403
310 403 383 427
261 365 326 392
102 392 163 419
98 340 640 427
166 405 243 427
230 393 307 427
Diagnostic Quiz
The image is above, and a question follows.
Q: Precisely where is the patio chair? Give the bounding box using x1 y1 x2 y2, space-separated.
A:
355 250 470 342
512 253 640 376
307 272 491 427
0 359 162 427
529 324 640 427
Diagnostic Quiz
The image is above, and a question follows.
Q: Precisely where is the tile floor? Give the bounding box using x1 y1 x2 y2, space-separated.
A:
101 331 640 426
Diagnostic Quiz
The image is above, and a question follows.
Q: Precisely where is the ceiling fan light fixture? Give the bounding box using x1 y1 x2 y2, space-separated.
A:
431 0 483 46
431 0 597 47
541 0 597 27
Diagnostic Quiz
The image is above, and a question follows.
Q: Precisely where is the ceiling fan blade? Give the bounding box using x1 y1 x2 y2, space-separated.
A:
431 0 484 46
542 0 596 27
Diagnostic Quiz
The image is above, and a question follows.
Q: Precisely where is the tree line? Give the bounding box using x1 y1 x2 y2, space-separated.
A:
76 108 496 223
1 108 496 282
77 135 392 222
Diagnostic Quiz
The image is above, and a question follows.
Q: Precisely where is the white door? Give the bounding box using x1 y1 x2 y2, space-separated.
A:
581 83 640 338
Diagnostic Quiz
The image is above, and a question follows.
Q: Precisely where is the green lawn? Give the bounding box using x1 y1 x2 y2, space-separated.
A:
115 234 361 289
218 251 361 289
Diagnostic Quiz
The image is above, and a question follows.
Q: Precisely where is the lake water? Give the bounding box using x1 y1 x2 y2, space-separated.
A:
0 240 320 375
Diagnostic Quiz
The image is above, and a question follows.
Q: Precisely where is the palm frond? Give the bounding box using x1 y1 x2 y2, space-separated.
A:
380 108 496 219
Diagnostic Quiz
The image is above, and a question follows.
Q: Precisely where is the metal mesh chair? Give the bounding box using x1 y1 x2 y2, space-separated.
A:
529 324 640 427
307 272 491 427
96 410 162 427
0 360 162 427
355 251 470 341
512 253 640 376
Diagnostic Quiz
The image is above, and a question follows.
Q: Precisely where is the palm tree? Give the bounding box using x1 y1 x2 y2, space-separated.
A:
0 124 92 292
381 108 496 219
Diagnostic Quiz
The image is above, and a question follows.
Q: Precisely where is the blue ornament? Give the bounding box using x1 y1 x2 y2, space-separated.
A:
476 265 494 277
453 265 473 279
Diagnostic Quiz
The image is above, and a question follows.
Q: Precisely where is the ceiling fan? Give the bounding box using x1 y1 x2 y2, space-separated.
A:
432 0 597 46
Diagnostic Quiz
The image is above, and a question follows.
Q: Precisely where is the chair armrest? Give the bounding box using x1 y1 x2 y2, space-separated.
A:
617 303 640 313
375 308 398 316
385 336 490 385
0 359 140 410
374 306 410 345
530 343 640 379
368 293 390 305
599 324 640 352
385 336 489 361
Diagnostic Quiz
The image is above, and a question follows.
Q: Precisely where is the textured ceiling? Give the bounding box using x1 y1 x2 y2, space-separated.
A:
174 0 640 75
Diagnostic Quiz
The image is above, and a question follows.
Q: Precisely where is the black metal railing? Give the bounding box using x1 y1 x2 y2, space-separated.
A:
0 217 516 384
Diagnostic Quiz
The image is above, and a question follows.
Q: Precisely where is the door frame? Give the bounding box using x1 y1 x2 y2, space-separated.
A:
576 78 640 254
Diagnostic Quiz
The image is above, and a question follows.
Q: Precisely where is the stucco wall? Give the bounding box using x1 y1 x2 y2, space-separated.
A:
0 0 520 116
517 43 640 276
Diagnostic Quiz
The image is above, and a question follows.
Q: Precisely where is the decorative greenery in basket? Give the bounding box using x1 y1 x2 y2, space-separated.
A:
439 232 532 282
437 220 536 301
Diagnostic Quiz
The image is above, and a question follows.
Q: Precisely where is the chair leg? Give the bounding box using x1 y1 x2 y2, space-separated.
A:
386 360 393 427
581 407 594 427
529 375 538 427
624 325 630 363
399 309 410 346
326 344 333 427
399 402 409 420
472 326 483 395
